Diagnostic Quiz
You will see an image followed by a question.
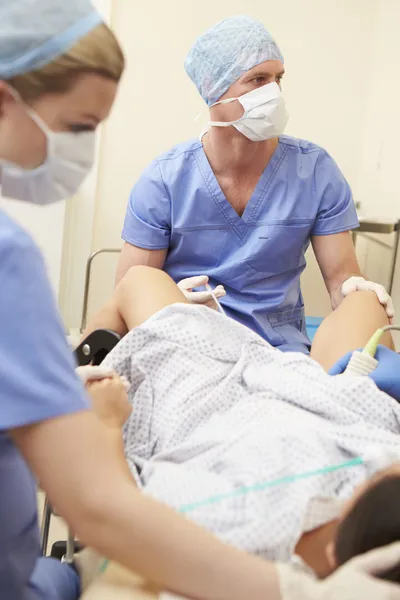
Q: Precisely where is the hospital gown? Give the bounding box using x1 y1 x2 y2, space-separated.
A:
122 136 359 353
104 304 400 562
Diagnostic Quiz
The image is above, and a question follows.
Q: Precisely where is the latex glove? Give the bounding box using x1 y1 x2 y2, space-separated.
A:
177 275 226 309
278 542 400 600
329 345 400 401
342 276 395 320
76 365 130 392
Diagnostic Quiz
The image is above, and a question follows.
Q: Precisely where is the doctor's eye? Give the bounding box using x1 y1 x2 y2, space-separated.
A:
252 76 267 85
276 75 284 85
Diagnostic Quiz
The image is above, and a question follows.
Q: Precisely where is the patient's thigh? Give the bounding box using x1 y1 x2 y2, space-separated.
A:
310 291 393 371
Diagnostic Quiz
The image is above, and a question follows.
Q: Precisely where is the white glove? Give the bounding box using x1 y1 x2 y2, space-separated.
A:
76 365 130 392
177 275 226 309
342 276 395 320
278 543 400 600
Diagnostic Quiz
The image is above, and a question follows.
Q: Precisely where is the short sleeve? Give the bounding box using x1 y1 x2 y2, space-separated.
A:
0 223 89 430
311 151 359 236
122 160 171 250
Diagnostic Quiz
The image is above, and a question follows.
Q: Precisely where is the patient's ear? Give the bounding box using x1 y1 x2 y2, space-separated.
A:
326 541 337 571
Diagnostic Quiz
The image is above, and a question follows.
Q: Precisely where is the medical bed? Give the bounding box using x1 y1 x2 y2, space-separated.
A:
40 328 121 560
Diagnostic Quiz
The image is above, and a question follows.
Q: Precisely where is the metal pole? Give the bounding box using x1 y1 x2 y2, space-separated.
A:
41 497 52 556
80 248 121 331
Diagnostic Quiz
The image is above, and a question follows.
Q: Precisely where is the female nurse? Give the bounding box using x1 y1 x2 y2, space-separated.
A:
0 2 325 599
117 15 394 354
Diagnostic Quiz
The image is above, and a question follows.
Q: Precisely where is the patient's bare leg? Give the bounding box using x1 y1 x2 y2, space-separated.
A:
83 266 188 338
310 291 394 371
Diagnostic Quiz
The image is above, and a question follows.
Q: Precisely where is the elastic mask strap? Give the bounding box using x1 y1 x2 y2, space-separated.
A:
210 96 239 108
209 96 244 128
208 119 238 128
8 85 51 137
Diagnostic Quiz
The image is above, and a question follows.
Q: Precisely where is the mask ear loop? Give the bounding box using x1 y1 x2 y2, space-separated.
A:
7 85 51 136
208 96 244 128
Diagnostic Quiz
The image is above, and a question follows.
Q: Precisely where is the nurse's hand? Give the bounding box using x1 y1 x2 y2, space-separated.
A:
341 277 395 321
76 365 115 386
86 375 132 429
178 275 226 310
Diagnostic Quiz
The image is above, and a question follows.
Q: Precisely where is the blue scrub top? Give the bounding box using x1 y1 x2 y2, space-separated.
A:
0 210 88 599
122 136 359 352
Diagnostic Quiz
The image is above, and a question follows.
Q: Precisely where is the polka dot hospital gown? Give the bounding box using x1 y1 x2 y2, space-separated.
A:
103 304 400 562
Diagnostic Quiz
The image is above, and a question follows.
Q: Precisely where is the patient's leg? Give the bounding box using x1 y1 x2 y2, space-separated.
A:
310 291 394 371
84 266 188 338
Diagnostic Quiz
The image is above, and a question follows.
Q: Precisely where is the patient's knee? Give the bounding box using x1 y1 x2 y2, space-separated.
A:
118 265 172 290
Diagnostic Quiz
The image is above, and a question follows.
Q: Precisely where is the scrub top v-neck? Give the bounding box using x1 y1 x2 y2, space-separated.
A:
195 138 286 240
122 136 359 352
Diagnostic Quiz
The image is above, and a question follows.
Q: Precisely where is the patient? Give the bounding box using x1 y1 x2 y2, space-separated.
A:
83 266 400 580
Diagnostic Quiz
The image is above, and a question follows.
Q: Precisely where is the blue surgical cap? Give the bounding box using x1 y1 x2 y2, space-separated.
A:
185 15 284 106
0 0 103 79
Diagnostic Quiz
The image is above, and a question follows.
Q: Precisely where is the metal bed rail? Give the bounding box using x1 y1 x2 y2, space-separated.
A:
80 248 121 331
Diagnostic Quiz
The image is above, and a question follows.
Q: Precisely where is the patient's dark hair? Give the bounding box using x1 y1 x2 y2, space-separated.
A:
335 474 400 582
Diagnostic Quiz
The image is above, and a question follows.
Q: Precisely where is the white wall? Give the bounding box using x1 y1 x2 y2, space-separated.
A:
355 0 400 322
356 0 400 221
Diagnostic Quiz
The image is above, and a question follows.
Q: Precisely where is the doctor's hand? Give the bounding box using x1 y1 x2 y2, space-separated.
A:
177 275 226 310
329 345 400 402
278 543 400 600
86 375 132 429
341 276 395 321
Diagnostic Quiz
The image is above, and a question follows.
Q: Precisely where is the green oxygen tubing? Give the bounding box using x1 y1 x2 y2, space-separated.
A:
97 456 365 574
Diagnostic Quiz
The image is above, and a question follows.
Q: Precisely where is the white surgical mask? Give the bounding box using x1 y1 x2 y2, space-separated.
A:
0 95 95 205
209 82 288 142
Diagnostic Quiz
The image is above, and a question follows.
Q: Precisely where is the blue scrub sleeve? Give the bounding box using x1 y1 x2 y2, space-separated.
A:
122 160 171 250
28 558 80 600
0 224 89 430
311 151 359 236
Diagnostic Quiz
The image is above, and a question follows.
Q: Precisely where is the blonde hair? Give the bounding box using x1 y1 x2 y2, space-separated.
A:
7 23 125 102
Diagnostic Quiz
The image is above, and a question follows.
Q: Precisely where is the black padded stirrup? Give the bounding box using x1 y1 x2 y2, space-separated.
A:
74 329 121 367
